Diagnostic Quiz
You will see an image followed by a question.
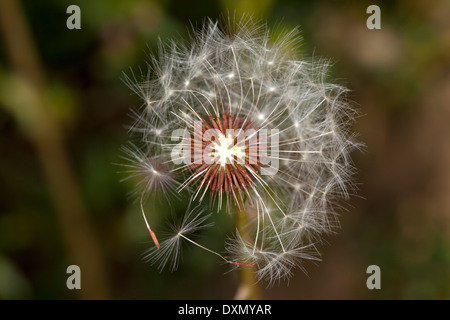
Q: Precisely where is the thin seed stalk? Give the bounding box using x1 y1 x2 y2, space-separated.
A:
233 194 261 300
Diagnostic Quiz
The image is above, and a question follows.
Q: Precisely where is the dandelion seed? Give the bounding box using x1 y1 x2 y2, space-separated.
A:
143 205 212 271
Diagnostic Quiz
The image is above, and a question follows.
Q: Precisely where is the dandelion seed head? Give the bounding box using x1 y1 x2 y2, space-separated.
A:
122 17 361 285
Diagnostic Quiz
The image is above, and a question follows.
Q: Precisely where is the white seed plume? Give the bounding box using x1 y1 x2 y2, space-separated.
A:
122 17 361 285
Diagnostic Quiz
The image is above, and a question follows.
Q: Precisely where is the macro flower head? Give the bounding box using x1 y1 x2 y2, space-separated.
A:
121 17 360 285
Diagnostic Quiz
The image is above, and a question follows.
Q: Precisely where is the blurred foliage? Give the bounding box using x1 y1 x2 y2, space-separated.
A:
0 0 449 299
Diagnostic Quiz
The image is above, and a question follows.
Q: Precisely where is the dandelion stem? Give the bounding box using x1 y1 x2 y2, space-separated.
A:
233 195 261 300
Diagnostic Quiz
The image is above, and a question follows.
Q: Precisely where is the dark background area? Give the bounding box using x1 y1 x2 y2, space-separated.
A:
0 0 449 299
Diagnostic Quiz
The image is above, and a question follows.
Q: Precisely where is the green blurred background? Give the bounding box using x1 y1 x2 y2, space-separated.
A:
0 0 449 299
